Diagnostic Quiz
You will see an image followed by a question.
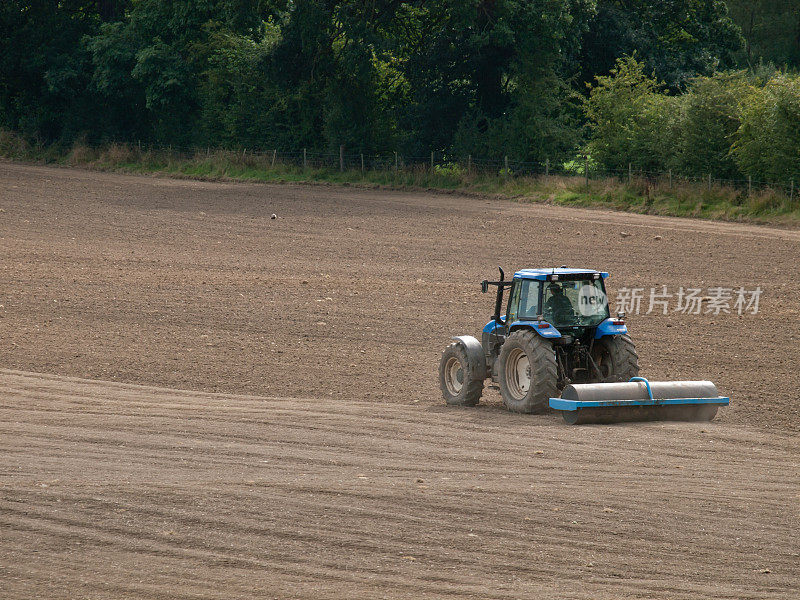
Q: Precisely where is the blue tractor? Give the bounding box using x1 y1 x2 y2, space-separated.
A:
439 267 639 413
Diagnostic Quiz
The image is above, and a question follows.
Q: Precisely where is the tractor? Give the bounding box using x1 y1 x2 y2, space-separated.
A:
439 267 638 413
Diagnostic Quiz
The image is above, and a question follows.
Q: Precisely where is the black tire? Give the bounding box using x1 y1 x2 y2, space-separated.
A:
593 334 639 383
439 342 484 406
497 330 557 414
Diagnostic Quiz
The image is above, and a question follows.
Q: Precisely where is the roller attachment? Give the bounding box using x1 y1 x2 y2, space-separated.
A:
549 377 729 425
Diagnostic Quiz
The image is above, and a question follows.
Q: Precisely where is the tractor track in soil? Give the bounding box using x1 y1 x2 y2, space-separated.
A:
0 162 798 598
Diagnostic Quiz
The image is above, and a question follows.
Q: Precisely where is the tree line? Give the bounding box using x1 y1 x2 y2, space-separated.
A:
1 1 798 182
587 58 800 183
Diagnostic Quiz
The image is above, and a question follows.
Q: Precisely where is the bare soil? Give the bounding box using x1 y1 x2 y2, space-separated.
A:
1 162 798 598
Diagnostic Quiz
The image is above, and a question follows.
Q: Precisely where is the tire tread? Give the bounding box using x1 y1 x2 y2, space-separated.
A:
498 330 557 414
439 342 484 406
603 334 639 382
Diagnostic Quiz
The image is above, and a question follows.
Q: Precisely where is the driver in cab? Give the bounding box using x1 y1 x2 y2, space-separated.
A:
544 282 574 322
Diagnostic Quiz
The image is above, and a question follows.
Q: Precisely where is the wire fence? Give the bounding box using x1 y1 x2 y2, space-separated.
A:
128 140 799 202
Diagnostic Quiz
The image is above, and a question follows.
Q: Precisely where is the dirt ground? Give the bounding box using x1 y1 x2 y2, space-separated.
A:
1 162 798 598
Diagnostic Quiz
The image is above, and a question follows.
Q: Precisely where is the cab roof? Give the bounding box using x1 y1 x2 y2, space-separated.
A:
514 268 609 281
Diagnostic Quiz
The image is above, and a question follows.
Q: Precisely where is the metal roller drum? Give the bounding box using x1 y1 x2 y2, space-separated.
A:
550 378 729 425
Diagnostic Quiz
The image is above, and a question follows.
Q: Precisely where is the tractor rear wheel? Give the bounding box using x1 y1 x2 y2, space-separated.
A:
439 342 484 406
593 334 639 382
498 330 557 414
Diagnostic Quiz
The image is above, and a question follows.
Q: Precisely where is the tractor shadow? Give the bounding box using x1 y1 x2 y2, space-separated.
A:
423 391 566 428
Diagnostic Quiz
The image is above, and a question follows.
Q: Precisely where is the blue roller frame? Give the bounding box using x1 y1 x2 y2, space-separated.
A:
549 377 731 412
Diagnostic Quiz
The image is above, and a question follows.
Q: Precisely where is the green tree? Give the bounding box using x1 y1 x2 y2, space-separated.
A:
260 0 402 152
85 0 282 145
733 73 800 182
396 0 595 160
0 0 103 140
726 0 800 69
2 0 778 166
580 1 743 90
585 56 680 171
673 73 748 179
199 24 283 147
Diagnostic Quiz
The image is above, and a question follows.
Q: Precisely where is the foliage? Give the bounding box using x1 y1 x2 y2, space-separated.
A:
726 0 800 69
0 0 797 185
433 162 465 177
0 0 100 139
199 23 284 148
672 72 748 179
585 56 680 172
586 56 800 184
84 0 283 145
733 74 800 182
398 0 594 161
579 0 743 90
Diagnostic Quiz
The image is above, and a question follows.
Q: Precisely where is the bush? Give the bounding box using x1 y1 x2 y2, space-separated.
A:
585 56 679 173
67 141 96 165
673 74 748 180
433 162 464 177
587 59 800 185
99 143 135 164
0 129 32 159
733 73 800 183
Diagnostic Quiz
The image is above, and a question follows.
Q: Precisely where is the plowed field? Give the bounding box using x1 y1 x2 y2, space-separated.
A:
1 163 798 598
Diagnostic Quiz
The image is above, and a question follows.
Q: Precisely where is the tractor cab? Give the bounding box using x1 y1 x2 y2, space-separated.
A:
507 268 611 333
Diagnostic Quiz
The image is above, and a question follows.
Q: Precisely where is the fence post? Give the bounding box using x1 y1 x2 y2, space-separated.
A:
708 173 712 191
467 154 471 174
339 145 344 172
545 158 550 178
791 180 795 203
668 169 672 189
394 151 398 173
628 163 632 185
271 149 276 167
360 153 364 173
584 156 589 190
303 148 307 169
748 175 752 197
504 155 509 181
431 151 434 172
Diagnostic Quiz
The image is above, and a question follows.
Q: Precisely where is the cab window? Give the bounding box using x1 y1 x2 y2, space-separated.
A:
506 281 521 323
508 279 541 322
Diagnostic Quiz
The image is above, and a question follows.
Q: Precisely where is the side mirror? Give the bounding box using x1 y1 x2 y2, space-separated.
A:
617 312 626 320
481 280 488 293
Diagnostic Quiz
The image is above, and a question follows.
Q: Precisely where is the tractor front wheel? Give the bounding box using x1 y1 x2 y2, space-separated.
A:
498 330 557 413
439 342 484 406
